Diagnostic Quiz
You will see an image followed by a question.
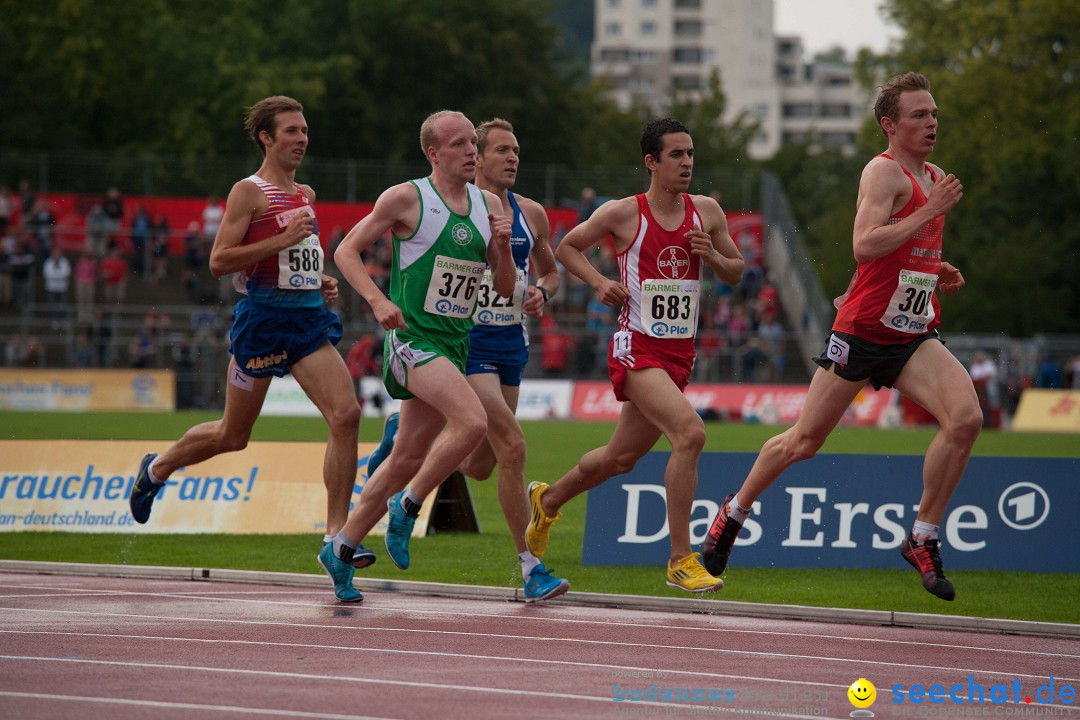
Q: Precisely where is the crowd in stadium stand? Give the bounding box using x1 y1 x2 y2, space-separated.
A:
4 180 1075 421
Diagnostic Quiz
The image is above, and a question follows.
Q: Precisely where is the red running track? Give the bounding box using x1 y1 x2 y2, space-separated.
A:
0 572 1077 720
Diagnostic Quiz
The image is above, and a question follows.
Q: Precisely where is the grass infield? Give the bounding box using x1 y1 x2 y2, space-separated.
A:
1 411 1076 624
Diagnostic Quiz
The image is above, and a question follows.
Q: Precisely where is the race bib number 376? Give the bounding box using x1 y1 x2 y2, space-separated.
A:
423 255 487 318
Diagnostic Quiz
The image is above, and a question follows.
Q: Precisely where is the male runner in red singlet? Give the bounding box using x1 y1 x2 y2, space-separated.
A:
525 118 745 593
702 73 980 601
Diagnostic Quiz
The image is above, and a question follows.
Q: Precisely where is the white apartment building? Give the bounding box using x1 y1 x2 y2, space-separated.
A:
591 0 872 158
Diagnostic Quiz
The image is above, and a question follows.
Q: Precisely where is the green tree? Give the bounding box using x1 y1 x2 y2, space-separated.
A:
857 0 1080 334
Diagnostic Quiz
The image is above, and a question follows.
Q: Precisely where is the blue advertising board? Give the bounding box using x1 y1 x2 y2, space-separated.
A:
582 453 1079 571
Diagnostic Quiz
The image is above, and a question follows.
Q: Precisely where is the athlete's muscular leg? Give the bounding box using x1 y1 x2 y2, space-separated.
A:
736 366 864 506
151 359 271 480
291 342 362 536
893 340 982 525
465 375 529 550
620 368 707 561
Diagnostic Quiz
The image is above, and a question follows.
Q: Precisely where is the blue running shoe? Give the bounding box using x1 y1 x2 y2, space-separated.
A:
129 453 162 524
367 412 399 478
317 543 363 602
524 563 570 603
384 490 417 570
321 541 377 570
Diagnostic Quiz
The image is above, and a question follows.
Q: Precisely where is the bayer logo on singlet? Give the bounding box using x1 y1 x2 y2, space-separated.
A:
451 222 474 246
657 246 690 279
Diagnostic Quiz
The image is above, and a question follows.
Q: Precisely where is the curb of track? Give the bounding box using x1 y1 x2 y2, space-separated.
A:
1 559 1076 639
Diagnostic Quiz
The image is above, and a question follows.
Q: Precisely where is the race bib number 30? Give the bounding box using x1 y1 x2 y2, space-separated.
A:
879 269 937 334
473 268 526 326
641 278 699 338
424 255 487 318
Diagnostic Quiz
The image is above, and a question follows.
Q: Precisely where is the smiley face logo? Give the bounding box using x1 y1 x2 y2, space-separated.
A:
848 678 876 709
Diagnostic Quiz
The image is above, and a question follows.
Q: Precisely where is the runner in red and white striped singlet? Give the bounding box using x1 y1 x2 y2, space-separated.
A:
525 118 745 594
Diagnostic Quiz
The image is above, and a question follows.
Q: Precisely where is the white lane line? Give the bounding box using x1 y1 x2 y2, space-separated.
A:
0 656 845 720
0 628 849 690
0 605 1076 684
0 690 397 720
0 582 1072 660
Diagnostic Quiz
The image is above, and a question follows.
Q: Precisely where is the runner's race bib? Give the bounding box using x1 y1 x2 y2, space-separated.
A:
879 269 937 334
612 330 632 358
424 255 487 318
641 278 699 338
275 207 322 290
473 268 527 326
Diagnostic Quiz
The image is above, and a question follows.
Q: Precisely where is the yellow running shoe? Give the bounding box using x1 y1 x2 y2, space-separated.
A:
526 482 561 558
666 552 724 593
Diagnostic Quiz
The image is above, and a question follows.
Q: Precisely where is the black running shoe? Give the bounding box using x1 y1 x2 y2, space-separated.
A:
702 494 743 576
900 534 956 601
129 453 162 524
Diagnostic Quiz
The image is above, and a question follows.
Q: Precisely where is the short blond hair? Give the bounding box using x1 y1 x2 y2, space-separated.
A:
476 118 514 154
419 110 469 158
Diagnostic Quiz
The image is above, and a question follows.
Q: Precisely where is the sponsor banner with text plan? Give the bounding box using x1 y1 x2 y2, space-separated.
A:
583 452 1079 571
0 440 445 536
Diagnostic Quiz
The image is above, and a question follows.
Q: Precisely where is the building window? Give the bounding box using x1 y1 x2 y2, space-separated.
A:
607 0 621 7
641 21 656 35
820 103 851 118
754 130 769 144
820 132 856 146
642 0 657 6
674 0 701 8
605 22 621 37
782 131 809 145
674 20 702 37
782 103 814 118
600 48 629 63
754 103 769 118
673 75 703 90
673 47 704 64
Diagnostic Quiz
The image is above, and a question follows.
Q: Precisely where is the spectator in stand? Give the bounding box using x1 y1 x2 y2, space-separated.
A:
1035 356 1063 389
10 238 35 306
85 204 109 257
4 333 27 367
42 245 72 321
128 314 157 368
0 233 14 305
1067 354 1080 389
968 350 1000 428
540 313 572 378
201 195 224 241
736 227 762 301
100 243 130 304
182 220 203 294
102 187 125 244
91 310 114 368
150 213 171 282
756 308 786 382
696 311 726 382
345 334 380 406
0 186 12 236
17 180 35 229
130 204 152 276
171 332 198 408
71 331 96 368
73 251 98 322
578 187 598 223
756 280 779 321
27 198 56 257
22 336 42 367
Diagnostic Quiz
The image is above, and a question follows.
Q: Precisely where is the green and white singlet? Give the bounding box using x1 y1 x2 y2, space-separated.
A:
382 178 491 398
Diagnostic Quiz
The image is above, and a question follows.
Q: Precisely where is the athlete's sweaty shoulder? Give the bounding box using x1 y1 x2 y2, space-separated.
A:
515 194 549 235
298 183 316 203
856 155 911 212
228 177 269 222
688 193 726 233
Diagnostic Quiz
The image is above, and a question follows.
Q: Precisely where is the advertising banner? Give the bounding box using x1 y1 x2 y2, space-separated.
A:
0 369 175 412
1012 389 1080 433
571 381 894 425
583 452 1079 571
0 440 442 536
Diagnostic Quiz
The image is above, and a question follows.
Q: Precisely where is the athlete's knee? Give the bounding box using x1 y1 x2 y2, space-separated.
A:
216 428 251 454
944 405 982 446
491 425 526 467
777 430 824 465
668 417 706 455
604 447 646 477
325 399 361 435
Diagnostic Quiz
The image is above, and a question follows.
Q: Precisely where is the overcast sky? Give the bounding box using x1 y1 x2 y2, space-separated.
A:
774 0 900 59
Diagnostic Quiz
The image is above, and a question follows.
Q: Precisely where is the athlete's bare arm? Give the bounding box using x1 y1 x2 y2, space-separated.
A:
555 196 638 308
482 188 515 299
852 158 962 263
520 197 557 317
689 195 745 285
334 182 420 331
208 181 313 277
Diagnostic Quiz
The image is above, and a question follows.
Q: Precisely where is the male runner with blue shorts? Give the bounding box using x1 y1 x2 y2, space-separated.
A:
128 97 366 598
